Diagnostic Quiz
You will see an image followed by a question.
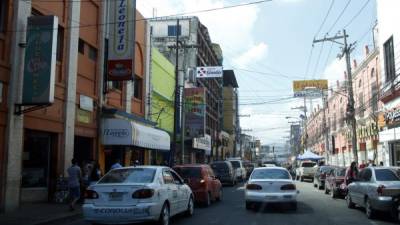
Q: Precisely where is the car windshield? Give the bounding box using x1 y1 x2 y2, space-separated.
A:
174 167 202 179
98 168 155 184
230 161 240 169
336 168 346 176
375 169 400 181
302 162 316 167
320 167 333 173
251 169 290 180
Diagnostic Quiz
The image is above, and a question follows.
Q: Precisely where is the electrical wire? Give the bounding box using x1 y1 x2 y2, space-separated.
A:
326 0 352 34
343 0 371 29
314 0 335 37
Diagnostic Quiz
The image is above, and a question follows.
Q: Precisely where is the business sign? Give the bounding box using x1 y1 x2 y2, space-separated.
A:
102 119 133 145
193 134 211 155
293 80 328 98
196 66 223 78
184 88 206 139
107 0 135 81
22 16 58 105
384 107 400 125
79 95 93 112
293 89 324 98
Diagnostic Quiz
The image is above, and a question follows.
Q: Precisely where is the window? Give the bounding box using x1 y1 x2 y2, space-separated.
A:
170 171 183 185
134 76 142 99
88 45 97 61
362 169 372 181
111 81 122 90
375 169 400 181
174 167 202 179
56 26 64 62
98 168 156 184
371 82 378 112
250 169 290 180
163 170 174 184
78 38 85 54
0 1 7 33
358 79 362 88
383 36 396 81
167 25 181 36
371 68 375 78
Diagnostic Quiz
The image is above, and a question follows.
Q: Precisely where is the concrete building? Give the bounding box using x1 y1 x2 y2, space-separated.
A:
377 1 400 166
149 17 223 163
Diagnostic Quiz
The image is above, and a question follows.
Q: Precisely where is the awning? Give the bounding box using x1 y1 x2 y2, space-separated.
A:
102 118 170 151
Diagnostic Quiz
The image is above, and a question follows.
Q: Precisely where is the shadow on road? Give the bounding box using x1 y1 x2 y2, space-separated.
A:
248 201 314 215
351 206 398 223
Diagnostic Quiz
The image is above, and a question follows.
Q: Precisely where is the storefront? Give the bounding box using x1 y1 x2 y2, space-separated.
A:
379 127 400 166
101 118 170 170
192 134 211 163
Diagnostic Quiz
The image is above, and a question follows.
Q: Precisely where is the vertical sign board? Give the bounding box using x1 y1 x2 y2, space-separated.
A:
184 88 206 139
22 16 58 105
107 0 135 80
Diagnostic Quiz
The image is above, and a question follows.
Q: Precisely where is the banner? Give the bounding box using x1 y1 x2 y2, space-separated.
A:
196 66 223 78
107 0 135 81
293 80 328 92
193 134 211 155
184 88 206 139
22 16 58 105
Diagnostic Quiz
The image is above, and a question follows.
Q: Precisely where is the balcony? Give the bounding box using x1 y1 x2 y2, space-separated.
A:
380 76 400 103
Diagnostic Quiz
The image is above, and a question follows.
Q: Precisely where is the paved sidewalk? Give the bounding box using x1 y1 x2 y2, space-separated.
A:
0 203 82 225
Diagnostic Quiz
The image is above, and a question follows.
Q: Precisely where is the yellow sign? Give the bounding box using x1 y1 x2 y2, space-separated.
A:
293 80 328 92
77 109 91 124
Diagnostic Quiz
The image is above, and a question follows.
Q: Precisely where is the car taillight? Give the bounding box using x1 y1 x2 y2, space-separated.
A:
281 184 296 190
377 185 386 195
200 179 205 184
85 190 99 199
246 184 262 190
132 189 155 199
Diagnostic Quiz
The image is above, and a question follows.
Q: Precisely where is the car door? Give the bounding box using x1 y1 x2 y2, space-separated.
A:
358 168 373 207
162 169 179 215
350 169 365 205
170 170 187 213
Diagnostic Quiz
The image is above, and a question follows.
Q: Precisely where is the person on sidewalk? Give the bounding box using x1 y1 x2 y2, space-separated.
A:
110 158 122 170
359 160 366 169
345 161 358 185
67 158 82 211
89 162 102 185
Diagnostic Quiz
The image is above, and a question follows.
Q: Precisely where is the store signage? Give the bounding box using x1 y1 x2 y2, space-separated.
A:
293 80 328 98
80 95 93 112
196 66 223 78
184 88 206 139
107 0 135 81
77 109 91 124
193 134 211 155
22 16 58 105
384 107 400 124
102 119 133 145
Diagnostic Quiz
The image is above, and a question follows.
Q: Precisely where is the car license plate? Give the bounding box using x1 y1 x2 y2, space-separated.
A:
265 196 277 200
109 192 123 201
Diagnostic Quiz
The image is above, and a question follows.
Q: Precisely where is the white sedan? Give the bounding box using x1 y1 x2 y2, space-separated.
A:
245 167 299 210
83 166 194 225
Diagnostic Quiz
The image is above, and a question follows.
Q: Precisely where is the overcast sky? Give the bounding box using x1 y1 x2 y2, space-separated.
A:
137 0 377 146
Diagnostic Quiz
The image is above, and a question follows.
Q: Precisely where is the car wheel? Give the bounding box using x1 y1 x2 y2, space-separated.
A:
216 189 223 202
346 195 355 209
158 203 170 225
365 198 376 219
185 196 194 217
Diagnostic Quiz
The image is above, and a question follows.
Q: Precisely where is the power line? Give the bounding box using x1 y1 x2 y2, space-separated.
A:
326 0 352 34
343 0 371 29
304 45 314 79
312 41 325 78
314 0 335 37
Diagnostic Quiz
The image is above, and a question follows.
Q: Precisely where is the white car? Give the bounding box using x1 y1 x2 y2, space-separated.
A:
227 159 247 181
83 166 194 225
245 167 299 210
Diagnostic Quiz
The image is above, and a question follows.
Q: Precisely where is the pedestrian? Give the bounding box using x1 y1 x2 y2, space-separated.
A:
67 158 82 211
345 161 358 185
368 159 376 167
379 161 384 166
110 158 122 170
89 162 102 185
359 160 366 169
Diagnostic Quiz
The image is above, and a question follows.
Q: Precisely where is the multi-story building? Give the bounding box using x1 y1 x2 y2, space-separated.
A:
149 17 223 163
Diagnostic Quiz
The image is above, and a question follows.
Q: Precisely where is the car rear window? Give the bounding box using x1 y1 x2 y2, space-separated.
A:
211 163 228 170
302 162 316 167
375 169 400 181
174 167 202 179
251 169 290 180
230 161 240 168
320 167 333 173
98 168 155 184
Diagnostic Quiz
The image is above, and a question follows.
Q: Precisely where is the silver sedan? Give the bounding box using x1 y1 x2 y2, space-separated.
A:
83 166 194 225
245 167 299 210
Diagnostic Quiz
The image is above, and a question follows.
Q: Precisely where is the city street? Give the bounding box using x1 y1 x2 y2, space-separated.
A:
53 181 397 225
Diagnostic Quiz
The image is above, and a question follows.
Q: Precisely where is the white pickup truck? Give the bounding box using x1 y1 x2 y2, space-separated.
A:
296 161 317 182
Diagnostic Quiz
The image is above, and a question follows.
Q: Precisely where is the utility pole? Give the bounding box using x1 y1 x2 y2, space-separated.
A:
313 29 358 163
303 95 307 152
322 91 330 164
170 19 180 167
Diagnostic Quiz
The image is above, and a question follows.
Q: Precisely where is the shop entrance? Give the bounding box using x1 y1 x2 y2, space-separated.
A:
74 136 93 165
391 142 400 166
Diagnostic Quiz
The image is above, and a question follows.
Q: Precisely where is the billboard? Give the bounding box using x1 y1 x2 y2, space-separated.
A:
107 0 135 81
196 66 223 78
184 88 206 139
293 80 328 98
22 16 58 105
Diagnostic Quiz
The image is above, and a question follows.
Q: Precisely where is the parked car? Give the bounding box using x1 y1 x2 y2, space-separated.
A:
173 164 222 206
210 161 237 186
227 158 247 181
313 165 335 189
243 161 256 179
324 167 347 198
296 161 317 182
83 166 194 225
245 167 299 210
346 167 400 219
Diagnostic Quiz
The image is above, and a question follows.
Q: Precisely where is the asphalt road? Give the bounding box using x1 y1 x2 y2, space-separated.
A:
55 181 398 225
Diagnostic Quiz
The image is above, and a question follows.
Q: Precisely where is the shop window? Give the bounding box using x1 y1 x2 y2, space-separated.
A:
78 38 85 54
111 81 122 90
383 36 395 82
88 44 97 61
0 1 7 33
134 76 142 99
56 26 64 62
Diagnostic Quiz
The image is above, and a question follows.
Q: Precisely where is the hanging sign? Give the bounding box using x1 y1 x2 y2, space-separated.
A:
184 88 206 139
22 16 58 105
107 0 135 81
196 66 223 78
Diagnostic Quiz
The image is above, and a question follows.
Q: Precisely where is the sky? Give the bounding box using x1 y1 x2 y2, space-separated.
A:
137 0 377 146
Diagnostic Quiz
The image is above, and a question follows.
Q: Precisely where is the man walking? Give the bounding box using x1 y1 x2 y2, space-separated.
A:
68 158 82 211
111 158 122 170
